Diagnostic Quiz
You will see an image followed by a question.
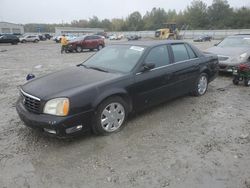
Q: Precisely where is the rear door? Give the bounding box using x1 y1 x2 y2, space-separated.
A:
168 43 200 95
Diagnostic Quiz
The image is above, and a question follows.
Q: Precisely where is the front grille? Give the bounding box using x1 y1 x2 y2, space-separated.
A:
218 55 229 61
20 90 41 114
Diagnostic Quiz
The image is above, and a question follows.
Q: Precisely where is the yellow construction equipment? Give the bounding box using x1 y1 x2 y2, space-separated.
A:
155 23 180 40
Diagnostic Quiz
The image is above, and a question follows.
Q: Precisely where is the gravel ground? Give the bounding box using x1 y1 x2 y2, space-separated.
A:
0 39 250 188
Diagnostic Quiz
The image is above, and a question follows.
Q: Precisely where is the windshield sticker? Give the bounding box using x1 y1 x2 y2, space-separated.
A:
130 46 144 52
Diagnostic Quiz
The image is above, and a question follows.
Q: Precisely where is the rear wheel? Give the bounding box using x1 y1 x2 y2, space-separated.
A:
76 46 82 53
97 44 103 51
233 76 239 85
192 73 208 96
92 96 128 135
244 78 250 86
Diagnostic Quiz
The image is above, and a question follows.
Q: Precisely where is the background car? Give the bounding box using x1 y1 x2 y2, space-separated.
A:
53 34 77 43
44 33 52 40
19 35 40 43
0 34 19 45
127 34 141 41
205 34 250 72
109 34 118 40
38 34 47 41
67 35 105 52
193 35 212 42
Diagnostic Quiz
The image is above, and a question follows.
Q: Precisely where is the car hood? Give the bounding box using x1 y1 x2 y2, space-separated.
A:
205 46 250 57
21 66 123 100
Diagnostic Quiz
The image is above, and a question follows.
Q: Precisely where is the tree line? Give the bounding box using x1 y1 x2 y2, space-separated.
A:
24 0 250 33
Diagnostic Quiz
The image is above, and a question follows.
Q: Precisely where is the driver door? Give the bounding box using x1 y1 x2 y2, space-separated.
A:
132 45 174 109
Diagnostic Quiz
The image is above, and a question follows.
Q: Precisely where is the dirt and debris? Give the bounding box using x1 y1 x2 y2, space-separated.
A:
0 40 249 188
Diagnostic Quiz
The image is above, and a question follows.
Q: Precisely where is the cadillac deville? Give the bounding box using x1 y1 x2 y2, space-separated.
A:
16 40 218 137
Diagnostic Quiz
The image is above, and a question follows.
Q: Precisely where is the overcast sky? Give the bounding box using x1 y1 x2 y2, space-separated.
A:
0 0 249 24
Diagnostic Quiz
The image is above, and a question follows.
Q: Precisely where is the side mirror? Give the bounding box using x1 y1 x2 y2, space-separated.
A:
140 63 155 72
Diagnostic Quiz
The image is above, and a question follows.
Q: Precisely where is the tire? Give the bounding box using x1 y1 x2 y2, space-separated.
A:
244 78 250 86
92 96 128 135
97 44 103 51
192 73 208 96
233 76 239 85
76 46 82 53
34 39 38 43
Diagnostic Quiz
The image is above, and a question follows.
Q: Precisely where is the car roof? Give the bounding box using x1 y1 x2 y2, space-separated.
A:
116 40 186 47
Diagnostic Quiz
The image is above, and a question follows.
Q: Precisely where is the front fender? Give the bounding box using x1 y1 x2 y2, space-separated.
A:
92 88 131 110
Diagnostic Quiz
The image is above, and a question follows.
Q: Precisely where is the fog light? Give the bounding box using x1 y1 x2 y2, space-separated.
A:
66 125 83 134
44 128 56 134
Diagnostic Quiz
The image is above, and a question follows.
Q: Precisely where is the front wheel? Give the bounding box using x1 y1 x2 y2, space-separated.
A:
76 46 82 53
233 76 239 85
192 73 208 96
97 44 103 51
92 96 128 135
244 78 250 86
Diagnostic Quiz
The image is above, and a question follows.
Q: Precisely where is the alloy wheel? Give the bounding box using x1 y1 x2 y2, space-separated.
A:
100 102 125 132
198 75 208 95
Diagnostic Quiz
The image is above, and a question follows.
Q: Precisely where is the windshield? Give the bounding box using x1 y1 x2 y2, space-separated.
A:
83 45 145 73
218 37 250 47
155 31 160 37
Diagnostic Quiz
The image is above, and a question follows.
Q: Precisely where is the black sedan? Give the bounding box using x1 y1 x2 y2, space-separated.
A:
16 41 218 137
193 35 212 42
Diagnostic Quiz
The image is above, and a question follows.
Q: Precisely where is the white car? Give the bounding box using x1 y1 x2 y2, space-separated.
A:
19 35 40 43
54 35 77 43
109 34 118 40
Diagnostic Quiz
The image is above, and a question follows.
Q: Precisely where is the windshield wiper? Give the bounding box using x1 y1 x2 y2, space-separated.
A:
88 66 109 73
77 64 89 68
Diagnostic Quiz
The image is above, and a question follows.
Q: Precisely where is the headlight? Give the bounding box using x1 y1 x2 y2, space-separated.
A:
43 98 69 116
239 53 248 60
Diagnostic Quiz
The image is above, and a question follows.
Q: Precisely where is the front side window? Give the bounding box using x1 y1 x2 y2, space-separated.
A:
171 44 190 62
144 45 170 68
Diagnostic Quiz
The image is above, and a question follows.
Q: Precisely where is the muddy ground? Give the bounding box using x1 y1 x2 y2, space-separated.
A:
0 39 250 188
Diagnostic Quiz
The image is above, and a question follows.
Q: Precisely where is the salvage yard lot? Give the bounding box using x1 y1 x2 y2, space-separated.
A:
0 40 250 188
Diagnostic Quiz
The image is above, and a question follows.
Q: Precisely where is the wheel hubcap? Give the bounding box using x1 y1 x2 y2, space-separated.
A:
77 47 81 52
198 76 207 95
101 102 125 132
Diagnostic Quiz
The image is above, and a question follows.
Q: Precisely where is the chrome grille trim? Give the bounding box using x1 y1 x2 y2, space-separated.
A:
20 89 41 101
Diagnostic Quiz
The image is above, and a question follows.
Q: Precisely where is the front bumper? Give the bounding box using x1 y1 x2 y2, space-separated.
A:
16 98 93 137
218 63 235 72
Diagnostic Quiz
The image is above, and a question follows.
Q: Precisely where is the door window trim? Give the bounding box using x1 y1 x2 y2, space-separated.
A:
136 57 199 75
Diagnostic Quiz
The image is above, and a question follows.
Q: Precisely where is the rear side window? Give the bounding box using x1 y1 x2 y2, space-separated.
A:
171 44 189 62
145 45 170 68
185 44 197 59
